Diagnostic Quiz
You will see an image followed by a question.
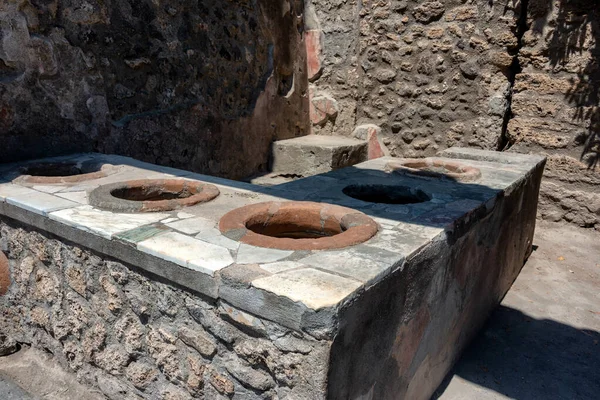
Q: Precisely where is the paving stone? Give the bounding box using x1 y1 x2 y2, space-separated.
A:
251 268 362 310
137 231 233 276
49 206 169 239
236 244 293 265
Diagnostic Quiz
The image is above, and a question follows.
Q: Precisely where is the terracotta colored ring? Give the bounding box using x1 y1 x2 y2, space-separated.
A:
89 179 220 213
219 201 379 251
0 251 10 296
385 158 481 182
14 162 116 185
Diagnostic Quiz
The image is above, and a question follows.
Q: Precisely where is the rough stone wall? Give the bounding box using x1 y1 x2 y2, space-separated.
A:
0 219 330 399
0 0 309 179
507 0 600 229
306 0 520 155
307 0 599 229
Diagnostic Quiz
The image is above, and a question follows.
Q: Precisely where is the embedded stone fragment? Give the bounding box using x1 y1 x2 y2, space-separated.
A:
413 1 445 23
352 124 390 159
0 251 10 296
225 355 275 391
178 325 217 358
126 361 158 389
310 93 339 125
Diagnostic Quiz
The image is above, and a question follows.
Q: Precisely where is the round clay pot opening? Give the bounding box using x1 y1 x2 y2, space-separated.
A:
385 158 481 182
342 184 430 205
89 179 220 213
219 201 379 250
14 161 115 184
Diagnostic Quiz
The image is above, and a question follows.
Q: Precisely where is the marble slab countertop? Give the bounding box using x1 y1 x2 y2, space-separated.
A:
0 149 545 336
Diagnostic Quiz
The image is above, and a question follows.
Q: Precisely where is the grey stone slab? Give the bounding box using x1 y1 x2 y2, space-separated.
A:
236 244 293 265
55 190 89 204
271 135 368 175
260 261 306 274
251 268 362 310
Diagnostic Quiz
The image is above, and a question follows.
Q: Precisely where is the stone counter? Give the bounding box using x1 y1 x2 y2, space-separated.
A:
0 149 545 399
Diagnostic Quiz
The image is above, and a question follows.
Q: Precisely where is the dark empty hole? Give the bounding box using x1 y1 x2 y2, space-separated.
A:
23 162 84 177
343 184 430 204
111 186 194 202
246 221 344 239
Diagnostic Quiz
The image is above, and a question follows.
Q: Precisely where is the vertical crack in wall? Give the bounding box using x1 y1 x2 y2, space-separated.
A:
499 0 531 151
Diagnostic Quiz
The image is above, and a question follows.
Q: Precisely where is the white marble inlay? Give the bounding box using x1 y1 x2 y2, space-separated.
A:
49 206 169 239
0 185 37 202
137 232 233 276
7 191 79 216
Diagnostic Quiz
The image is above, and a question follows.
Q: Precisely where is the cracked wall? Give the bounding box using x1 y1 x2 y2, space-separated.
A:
306 0 599 229
0 0 309 180
507 0 600 229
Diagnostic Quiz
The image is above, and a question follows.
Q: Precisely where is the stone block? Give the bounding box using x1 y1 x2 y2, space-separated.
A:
0 150 547 399
270 135 368 176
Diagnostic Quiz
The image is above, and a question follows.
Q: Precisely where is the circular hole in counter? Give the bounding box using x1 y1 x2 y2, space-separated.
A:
15 161 115 184
342 184 431 204
385 158 482 182
89 179 220 213
219 201 378 250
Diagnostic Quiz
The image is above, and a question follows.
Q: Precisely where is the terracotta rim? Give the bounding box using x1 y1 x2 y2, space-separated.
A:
14 161 116 184
385 158 481 182
219 201 379 250
0 251 9 296
89 179 220 213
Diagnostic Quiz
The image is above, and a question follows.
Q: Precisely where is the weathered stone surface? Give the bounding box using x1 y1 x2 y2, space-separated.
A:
0 0 310 180
508 0 600 230
352 124 390 159
308 0 517 158
270 135 368 175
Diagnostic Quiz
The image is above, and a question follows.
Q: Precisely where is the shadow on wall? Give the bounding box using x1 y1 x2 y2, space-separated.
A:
531 0 600 169
432 305 600 399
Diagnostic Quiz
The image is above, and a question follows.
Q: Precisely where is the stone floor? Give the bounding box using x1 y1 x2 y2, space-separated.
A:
1 220 599 399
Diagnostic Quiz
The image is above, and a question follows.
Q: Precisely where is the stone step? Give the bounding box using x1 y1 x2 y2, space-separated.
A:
270 135 368 176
